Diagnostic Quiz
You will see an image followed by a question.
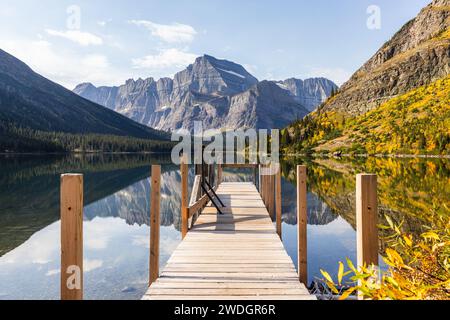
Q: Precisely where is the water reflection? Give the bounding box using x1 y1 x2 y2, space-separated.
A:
0 154 170 256
0 154 186 300
0 155 448 298
280 156 450 285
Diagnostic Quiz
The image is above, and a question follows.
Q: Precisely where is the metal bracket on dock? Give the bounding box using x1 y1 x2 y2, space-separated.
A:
201 181 225 215
204 179 226 207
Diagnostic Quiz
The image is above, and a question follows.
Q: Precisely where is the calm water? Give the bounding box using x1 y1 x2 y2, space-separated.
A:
0 154 448 300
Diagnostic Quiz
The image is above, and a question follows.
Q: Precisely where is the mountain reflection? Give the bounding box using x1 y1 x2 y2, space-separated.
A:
84 170 186 229
1 154 448 298
0 154 176 256
280 179 338 226
281 157 450 238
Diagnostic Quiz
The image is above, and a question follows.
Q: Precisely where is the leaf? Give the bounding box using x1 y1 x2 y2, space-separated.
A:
386 277 400 288
350 273 372 281
343 270 353 277
385 215 394 229
403 235 413 247
328 281 339 294
347 258 357 273
421 231 440 241
320 269 333 283
338 262 344 285
418 243 431 252
382 256 395 267
339 287 357 300
386 248 404 266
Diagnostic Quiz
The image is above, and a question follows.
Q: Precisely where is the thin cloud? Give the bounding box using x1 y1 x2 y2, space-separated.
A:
83 259 103 273
97 19 112 27
45 29 103 46
45 269 60 277
129 20 197 43
306 67 352 86
2 39 126 88
82 54 110 69
132 48 197 70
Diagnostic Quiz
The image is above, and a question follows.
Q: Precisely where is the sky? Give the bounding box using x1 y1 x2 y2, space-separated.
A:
0 0 431 89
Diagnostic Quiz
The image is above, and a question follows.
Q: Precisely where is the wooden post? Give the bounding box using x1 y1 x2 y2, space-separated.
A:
149 165 161 286
268 173 275 220
258 165 263 195
204 163 209 184
297 165 307 285
276 166 282 239
181 155 189 239
265 168 270 208
218 164 223 185
195 164 203 196
266 167 273 215
208 164 212 186
356 174 379 268
60 174 83 300
262 173 267 207
253 166 257 186
210 164 215 187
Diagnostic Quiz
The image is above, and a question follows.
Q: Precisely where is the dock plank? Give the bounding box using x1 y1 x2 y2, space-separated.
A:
144 182 315 300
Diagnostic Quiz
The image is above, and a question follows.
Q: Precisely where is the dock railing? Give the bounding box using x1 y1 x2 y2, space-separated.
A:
59 162 379 300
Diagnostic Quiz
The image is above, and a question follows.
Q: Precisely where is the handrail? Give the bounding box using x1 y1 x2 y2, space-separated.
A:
189 175 202 207
188 183 218 218
181 161 223 236
181 162 269 235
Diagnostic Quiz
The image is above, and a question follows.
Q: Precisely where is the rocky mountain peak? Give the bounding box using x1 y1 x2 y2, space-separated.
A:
73 54 336 131
172 54 258 96
73 82 96 92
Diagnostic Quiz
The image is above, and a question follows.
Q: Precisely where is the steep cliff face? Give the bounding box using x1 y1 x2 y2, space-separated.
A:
227 81 309 129
284 0 450 155
275 78 338 112
74 55 336 132
323 0 450 115
74 77 174 125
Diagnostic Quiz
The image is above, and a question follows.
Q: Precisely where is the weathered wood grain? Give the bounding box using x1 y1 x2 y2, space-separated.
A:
144 182 315 300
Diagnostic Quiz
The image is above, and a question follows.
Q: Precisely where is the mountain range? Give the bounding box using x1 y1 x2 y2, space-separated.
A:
74 55 337 132
0 49 174 152
0 49 167 140
284 0 450 155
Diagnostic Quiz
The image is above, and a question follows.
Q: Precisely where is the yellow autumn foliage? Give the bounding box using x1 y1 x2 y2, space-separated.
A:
321 216 450 300
284 76 450 155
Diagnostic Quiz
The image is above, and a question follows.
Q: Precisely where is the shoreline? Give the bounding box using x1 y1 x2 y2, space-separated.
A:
1 151 449 160
283 153 450 159
0 151 174 156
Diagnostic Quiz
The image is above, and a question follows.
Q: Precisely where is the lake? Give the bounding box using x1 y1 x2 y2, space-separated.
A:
0 154 448 299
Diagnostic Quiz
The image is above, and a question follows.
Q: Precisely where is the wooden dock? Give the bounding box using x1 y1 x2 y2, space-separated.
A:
143 181 315 300
59 163 380 301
